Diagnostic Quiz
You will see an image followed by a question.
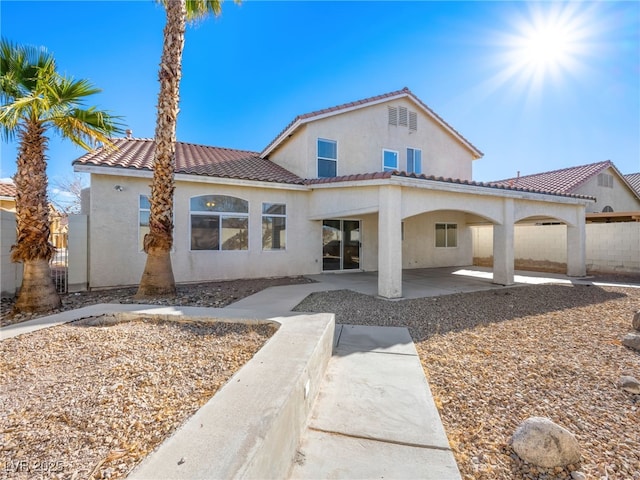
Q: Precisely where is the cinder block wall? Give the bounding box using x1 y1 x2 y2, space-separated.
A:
472 223 640 276
1 211 21 297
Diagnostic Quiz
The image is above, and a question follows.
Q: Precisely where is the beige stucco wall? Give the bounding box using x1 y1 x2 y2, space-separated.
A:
574 167 640 213
0 198 16 212
1 210 21 296
87 174 323 289
402 211 473 269
269 98 476 180
472 222 640 275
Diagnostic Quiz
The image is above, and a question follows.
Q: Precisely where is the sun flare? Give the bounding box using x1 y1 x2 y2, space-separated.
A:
493 2 594 93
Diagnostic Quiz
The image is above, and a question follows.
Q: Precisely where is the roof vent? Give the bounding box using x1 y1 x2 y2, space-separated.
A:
126 129 133 139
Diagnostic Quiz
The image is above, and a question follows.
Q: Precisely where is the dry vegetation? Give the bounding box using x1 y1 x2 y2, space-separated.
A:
0 317 276 479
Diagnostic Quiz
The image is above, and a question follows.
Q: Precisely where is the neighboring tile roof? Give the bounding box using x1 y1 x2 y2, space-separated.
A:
491 160 616 194
261 87 483 159
306 170 594 200
624 173 640 195
0 182 16 198
73 138 305 185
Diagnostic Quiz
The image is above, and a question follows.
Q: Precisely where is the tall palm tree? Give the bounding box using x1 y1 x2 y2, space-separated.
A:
0 39 122 313
136 0 234 298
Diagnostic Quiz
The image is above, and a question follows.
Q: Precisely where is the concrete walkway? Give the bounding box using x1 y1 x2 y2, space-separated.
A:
288 324 461 479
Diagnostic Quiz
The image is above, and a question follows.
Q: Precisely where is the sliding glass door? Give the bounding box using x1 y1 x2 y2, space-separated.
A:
322 220 360 271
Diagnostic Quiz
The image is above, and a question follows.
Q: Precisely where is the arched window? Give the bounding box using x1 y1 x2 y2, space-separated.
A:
602 206 614 213
190 195 248 251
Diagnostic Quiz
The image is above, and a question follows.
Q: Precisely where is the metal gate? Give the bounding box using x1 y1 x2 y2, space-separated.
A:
50 232 68 294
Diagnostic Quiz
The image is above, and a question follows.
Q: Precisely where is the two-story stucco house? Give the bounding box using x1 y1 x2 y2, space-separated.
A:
73 87 593 298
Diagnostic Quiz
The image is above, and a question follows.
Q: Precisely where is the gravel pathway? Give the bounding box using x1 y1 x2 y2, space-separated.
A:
294 283 640 480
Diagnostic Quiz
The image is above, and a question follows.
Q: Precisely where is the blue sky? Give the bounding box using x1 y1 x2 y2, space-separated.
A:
1 0 639 192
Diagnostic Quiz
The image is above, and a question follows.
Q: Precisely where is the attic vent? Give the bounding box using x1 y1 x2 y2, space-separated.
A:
409 111 417 130
597 173 613 188
602 206 614 212
399 106 408 126
388 106 398 126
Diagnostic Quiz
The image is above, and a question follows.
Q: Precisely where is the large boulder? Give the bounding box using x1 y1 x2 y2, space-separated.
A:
619 376 640 394
511 417 581 468
633 310 640 332
622 332 640 352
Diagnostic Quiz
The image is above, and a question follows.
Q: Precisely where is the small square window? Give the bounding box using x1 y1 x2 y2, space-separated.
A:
383 149 398 172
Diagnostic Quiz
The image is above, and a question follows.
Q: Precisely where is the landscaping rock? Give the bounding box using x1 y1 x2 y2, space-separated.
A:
571 471 587 480
633 310 640 331
622 332 640 352
511 417 581 468
619 375 640 394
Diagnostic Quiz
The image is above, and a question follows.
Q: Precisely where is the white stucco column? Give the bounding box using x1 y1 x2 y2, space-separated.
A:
378 185 402 298
493 198 515 285
566 210 587 277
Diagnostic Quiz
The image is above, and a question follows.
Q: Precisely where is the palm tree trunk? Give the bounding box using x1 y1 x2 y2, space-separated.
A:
136 0 186 298
11 120 61 312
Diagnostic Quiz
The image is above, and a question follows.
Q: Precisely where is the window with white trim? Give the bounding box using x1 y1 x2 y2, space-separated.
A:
262 203 286 250
139 195 150 251
383 149 398 172
190 195 248 251
407 148 422 174
317 138 337 177
435 223 457 248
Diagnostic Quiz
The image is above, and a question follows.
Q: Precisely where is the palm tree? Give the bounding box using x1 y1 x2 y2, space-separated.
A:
136 0 233 298
0 39 122 313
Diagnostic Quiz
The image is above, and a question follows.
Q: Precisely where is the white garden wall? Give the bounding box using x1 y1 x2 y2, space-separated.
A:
0 211 21 297
472 222 640 276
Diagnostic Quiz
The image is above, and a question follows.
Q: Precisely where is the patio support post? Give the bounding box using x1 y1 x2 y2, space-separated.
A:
378 185 402 298
566 208 587 277
493 198 515 285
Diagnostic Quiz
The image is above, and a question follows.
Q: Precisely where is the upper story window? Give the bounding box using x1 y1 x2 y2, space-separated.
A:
407 148 422 174
190 195 248 251
262 203 287 251
383 149 398 172
597 173 613 188
317 138 337 177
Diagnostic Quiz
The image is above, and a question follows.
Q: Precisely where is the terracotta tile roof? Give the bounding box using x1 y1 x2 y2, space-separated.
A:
624 173 640 195
73 138 305 185
490 160 615 194
261 87 483 158
306 170 594 200
0 182 16 198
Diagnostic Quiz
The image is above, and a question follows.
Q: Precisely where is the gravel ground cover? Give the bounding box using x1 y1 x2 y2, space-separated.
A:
0 276 313 327
294 283 640 480
0 317 276 479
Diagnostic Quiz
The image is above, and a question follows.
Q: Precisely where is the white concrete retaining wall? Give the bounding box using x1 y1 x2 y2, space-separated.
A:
472 222 640 276
0 211 21 297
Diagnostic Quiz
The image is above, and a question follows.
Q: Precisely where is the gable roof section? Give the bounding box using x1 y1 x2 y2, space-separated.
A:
492 160 613 193
0 182 16 198
261 87 483 159
73 138 305 185
624 173 640 196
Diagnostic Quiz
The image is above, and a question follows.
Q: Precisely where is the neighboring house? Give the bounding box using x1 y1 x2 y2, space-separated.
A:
73 87 593 298
492 161 640 222
0 181 17 212
625 173 640 197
